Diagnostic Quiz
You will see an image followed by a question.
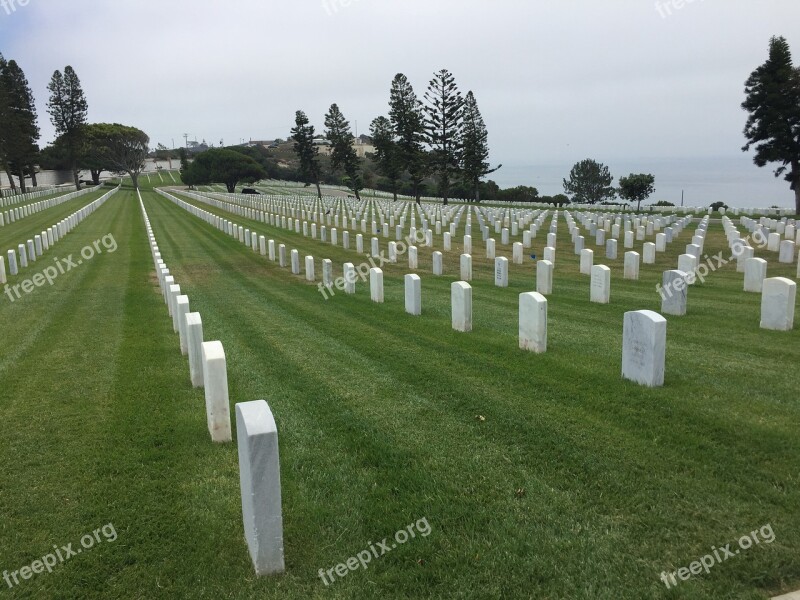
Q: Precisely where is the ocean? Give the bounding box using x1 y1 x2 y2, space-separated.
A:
490 156 795 210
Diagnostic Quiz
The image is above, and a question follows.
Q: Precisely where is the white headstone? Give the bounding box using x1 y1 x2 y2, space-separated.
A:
343 262 356 294
624 230 634 248
486 238 496 259
460 254 472 281
760 277 796 331
495 257 509 288
677 254 698 282
744 257 767 293
778 240 796 264
433 251 443 276
590 265 610 304
622 310 666 387
512 242 523 265
319 259 332 289
235 400 285 576
580 249 594 275
451 281 472 332
186 312 204 388
536 260 553 295
305 256 315 282
176 295 190 355
519 292 547 353
643 242 656 264
606 239 618 260
201 341 232 443
660 270 688 316
624 252 640 280
405 274 421 316
370 268 384 303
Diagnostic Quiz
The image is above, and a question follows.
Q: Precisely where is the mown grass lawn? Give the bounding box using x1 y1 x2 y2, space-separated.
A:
0 180 797 599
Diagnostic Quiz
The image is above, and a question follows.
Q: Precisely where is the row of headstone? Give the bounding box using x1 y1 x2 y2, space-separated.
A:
144 189 233 443
168 188 797 337
0 184 103 228
149 190 286 576
1 186 120 283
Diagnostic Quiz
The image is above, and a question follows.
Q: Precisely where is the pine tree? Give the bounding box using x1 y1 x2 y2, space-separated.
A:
47 66 88 190
324 103 362 200
389 74 426 203
0 54 16 193
370 116 402 200
1 59 39 193
424 69 464 206
291 110 322 199
742 36 800 213
460 91 500 203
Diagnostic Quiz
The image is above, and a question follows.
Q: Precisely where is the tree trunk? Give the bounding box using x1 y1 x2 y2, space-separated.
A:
17 168 27 193
226 182 236 193
91 170 101 185
4 164 17 193
794 182 800 216
130 172 139 190
72 160 80 190
792 162 800 215
354 189 361 201
392 189 397 202
315 181 322 200
475 181 480 203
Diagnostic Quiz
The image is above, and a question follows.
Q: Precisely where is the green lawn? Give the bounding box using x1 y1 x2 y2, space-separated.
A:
0 180 797 599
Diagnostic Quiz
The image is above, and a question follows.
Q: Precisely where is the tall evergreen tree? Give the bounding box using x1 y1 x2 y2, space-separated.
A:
742 36 800 213
1 59 39 193
0 54 16 193
370 116 402 200
460 91 500 203
389 73 426 203
424 69 464 205
324 103 362 200
47 66 88 190
291 110 322 199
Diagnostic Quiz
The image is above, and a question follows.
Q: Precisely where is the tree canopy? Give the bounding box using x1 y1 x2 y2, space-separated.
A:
324 103 362 199
460 90 500 202
424 69 464 205
742 36 800 213
618 173 656 211
47 66 88 190
389 73 427 202
0 58 39 192
563 159 616 204
291 110 322 199
182 148 266 193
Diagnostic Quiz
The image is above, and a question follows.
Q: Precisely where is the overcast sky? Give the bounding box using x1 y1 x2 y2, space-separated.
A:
1 0 799 201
